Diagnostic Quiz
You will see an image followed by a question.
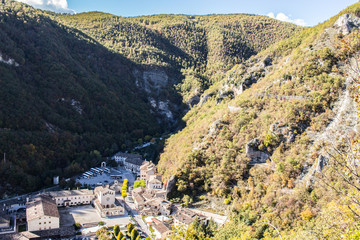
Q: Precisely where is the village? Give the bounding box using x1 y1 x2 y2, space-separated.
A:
0 152 227 240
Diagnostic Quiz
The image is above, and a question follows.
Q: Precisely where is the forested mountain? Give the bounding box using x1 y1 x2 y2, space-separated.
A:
0 1 164 194
57 12 302 104
0 0 301 196
3 0 360 238
158 3 360 239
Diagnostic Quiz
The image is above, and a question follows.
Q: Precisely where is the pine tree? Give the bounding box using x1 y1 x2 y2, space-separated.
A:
117 231 124 240
127 223 134 235
113 225 120 238
131 228 139 240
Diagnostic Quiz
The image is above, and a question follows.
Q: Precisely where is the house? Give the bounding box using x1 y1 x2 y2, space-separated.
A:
150 218 173 240
139 161 163 189
48 189 94 207
133 193 146 210
140 161 156 180
142 198 172 216
148 175 163 190
131 187 171 215
173 208 207 229
131 186 172 216
112 152 142 165
94 186 124 218
144 216 172 240
26 195 60 232
124 158 144 174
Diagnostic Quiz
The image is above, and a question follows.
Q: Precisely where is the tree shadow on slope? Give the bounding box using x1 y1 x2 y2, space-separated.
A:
0 5 187 196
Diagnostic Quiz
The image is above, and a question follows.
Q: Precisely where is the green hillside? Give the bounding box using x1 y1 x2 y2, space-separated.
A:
0 0 301 196
158 2 360 239
57 12 303 103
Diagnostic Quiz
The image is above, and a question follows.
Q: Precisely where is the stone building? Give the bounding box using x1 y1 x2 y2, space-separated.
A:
94 186 124 218
140 161 156 180
150 218 172 240
48 189 94 207
139 161 163 190
148 175 163 190
173 208 207 229
132 187 172 216
112 152 142 165
26 195 60 232
124 158 144 174
141 198 172 216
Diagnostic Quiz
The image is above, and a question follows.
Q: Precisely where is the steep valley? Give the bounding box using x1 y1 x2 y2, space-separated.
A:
1 0 360 239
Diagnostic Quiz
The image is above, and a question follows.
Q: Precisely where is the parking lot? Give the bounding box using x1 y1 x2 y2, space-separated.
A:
77 167 136 187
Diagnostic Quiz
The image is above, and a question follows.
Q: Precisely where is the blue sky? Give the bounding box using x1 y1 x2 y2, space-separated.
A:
16 0 358 26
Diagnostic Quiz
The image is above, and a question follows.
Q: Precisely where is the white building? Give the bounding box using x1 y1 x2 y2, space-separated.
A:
26 195 60 232
148 175 163 190
112 152 142 165
48 189 94 207
149 218 172 240
140 161 156 180
94 186 124 218
95 186 116 208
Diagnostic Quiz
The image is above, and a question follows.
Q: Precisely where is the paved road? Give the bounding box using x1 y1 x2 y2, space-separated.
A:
124 201 151 238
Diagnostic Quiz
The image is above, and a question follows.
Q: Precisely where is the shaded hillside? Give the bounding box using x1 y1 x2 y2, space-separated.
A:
58 12 303 104
158 2 360 239
0 1 161 195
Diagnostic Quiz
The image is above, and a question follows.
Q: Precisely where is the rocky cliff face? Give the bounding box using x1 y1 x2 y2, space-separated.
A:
334 13 360 34
133 68 181 124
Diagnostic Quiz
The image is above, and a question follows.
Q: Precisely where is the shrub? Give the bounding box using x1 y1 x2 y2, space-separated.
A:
73 222 81 230
224 198 230 205
134 180 146 188
98 221 105 226
301 208 315 221
122 190 127 198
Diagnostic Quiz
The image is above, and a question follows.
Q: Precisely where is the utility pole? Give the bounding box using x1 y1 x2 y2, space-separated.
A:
3 153 5 164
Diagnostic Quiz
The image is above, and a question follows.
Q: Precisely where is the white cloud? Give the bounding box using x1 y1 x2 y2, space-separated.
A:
267 12 307 26
16 0 75 14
